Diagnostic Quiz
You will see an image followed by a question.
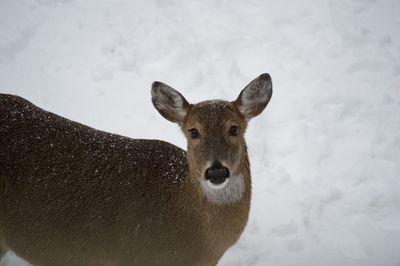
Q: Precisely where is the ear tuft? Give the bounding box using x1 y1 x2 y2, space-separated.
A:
235 73 273 120
151 81 189 124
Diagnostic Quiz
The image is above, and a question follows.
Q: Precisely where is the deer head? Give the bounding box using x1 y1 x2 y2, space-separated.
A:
151 73 272 203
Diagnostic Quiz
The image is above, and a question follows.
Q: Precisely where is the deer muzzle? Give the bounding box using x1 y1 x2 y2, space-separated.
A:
205 161 230 185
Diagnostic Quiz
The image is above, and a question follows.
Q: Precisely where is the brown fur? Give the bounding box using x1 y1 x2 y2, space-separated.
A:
0 95 249 266
0 236 5 259
182 101 249 180
0 73 272 266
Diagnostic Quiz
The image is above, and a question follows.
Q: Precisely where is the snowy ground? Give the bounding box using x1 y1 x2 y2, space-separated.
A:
1 0 400 265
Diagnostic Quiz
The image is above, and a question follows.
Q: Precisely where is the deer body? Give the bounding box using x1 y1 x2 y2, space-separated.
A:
0 74 272 266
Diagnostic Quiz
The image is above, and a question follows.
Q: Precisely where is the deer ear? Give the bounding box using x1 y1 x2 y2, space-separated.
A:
235 73 273 120
151 81 190 124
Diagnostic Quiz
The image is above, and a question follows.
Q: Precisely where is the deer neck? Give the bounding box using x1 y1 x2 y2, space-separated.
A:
186 153 252 257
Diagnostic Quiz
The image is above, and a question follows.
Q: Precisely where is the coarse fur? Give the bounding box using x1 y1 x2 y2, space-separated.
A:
0 235 5 259
0 73 272 266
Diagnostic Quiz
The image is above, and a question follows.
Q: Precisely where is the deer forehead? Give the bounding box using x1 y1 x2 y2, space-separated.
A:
184 100 244 130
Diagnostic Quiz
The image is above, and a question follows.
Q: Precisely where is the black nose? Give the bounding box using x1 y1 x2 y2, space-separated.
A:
205 161 230 185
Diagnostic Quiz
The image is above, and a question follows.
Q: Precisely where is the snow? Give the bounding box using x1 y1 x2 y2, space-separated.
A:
1 0 400 265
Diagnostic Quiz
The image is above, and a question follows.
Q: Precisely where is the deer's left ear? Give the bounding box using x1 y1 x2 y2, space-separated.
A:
235 73 273 120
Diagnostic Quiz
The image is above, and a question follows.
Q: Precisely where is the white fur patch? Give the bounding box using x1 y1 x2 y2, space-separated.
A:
238 75 272 119
205 178 229 190
239 86 268 116
151 83 187 121
200 175 245 204
152 86 183 108
241 86 269 107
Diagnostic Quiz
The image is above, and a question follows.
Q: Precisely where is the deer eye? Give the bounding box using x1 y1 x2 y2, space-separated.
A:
188 128 200 139
229 126 239 136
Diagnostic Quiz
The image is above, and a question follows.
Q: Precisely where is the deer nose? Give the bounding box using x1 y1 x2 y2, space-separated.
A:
205 161 230 185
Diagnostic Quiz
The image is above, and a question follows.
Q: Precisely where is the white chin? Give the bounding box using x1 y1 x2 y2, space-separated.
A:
206 178 229 190
201 175 245 204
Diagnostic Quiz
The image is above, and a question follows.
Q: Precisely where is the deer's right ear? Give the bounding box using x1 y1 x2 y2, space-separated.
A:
151 81 190 124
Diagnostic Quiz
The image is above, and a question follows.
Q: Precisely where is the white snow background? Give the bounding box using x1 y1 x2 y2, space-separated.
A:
1 0 400 265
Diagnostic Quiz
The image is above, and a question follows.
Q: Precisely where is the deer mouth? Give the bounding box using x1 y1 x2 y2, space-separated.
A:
205 177 230 190
204 165 230 189
200 174 245 204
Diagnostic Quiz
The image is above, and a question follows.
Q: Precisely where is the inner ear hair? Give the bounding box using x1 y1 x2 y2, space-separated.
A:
235 73 272 119
151 81 190 123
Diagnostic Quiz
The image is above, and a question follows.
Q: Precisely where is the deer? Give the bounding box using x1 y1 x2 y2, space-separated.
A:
0 73 272 266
